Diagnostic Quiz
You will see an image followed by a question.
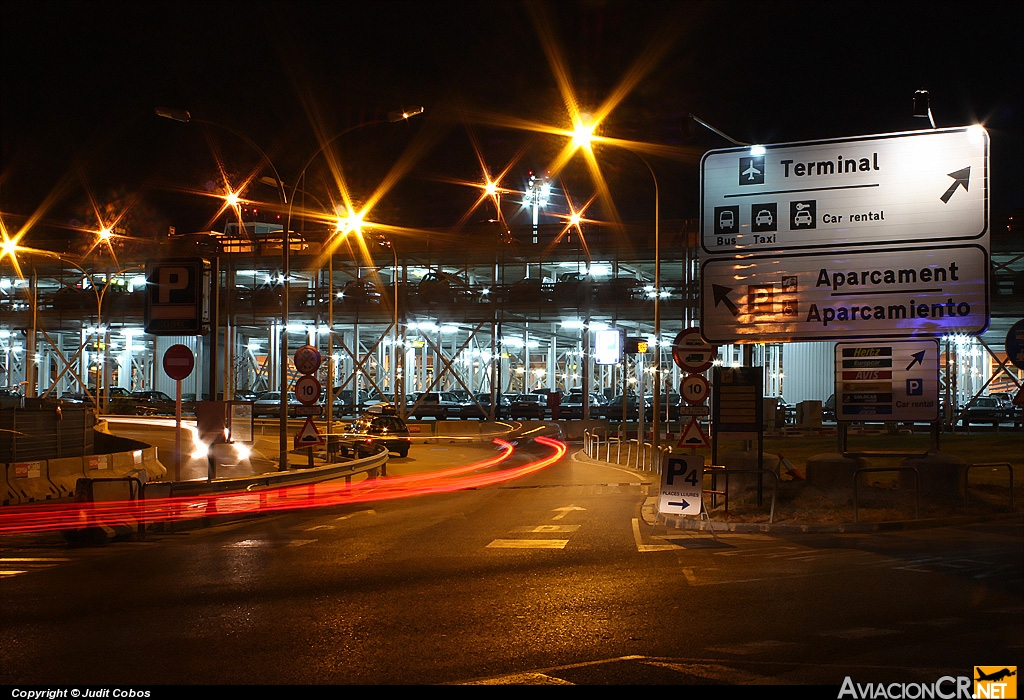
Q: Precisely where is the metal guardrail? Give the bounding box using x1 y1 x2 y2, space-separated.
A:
168 441 389 497
853 466 920 523
704 465 780 524
964 462 1014 514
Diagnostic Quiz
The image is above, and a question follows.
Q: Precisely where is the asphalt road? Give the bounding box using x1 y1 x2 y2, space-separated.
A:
1 435 1020 686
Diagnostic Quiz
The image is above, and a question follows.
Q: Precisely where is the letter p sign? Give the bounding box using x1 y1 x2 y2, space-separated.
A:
146 259 205 335
906 378 924 396
156 266 194 304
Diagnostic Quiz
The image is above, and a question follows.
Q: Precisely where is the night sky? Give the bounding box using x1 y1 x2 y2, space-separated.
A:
2 0 1022 246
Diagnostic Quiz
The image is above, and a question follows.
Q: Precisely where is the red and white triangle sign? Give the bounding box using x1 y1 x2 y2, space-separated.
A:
294 416 324 448
677 418 710 449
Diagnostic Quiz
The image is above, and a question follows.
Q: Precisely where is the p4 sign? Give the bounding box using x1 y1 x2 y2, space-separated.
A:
660 455 704 516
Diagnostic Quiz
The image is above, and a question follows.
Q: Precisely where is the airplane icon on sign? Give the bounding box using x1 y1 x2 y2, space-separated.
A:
738 156 765 185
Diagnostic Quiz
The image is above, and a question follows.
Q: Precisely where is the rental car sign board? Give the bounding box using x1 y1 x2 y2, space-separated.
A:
700 127 988 254
699 245 989 343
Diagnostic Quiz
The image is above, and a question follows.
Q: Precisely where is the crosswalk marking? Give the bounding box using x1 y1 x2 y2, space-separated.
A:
513 525 580 533
0 555 73 579
486 539 569 549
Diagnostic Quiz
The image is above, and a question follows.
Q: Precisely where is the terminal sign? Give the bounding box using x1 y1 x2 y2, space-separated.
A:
701 127 989 254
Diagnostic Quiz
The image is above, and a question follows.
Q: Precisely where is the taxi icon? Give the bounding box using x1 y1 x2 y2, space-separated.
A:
755 209 773 226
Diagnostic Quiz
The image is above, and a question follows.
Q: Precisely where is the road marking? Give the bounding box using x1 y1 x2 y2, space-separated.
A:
0 555 74 578
486 539 569 549
552 505 585 520
820 627 899 639
335 509 376 521
632 518 682 552
514 525 580 533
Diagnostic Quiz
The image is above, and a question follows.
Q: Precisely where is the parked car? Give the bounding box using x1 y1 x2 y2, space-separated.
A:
561 391 603 419
460 392 511 419
507 393 546 419
823 394 836 422
409 391 462 419
604 394 648 422
0 387 24 409
646 393 682 421
345 413 411 458
508 277 552 305
959 397 1009 427
553 272 596 305
418 270 476 304
597 276 644 303
252 391 302 417
339 278 383 306
129 390 178 416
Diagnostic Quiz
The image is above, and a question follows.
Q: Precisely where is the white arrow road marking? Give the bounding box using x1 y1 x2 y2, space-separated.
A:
552 506 586 520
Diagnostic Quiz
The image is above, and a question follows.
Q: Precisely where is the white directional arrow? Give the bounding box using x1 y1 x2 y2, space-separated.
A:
552 506 586 520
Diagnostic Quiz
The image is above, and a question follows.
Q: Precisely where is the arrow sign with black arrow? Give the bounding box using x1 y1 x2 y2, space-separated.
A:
940 166 971 203
906 350 927 371
712 284 741 317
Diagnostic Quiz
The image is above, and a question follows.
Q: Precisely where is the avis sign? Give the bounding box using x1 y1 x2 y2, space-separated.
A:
145 259 209 335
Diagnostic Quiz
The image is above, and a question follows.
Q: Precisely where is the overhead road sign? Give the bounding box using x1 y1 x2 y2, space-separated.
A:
701 126 989 255
700 245 989 343
834 339 940 422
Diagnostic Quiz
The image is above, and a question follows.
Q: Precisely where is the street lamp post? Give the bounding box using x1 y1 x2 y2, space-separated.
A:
155 107 289 412
278 108 423 467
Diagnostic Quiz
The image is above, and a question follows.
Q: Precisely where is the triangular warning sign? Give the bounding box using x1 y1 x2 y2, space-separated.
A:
294 417 324 448
676 418 709 448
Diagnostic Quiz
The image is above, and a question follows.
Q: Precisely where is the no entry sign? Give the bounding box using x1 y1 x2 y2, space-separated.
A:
163 344 195 380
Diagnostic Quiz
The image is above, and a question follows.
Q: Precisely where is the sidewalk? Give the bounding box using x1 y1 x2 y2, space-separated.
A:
572 444 1020 534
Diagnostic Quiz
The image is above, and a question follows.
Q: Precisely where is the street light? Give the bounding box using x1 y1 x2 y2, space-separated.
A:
156 106 290 421
278 107 424 467
2 244 142 412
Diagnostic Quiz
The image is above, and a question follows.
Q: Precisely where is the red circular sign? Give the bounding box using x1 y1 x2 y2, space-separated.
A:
163 344 195 380
680 374 710 404
292 345 322 375
671 329 718 373
294 375 322 405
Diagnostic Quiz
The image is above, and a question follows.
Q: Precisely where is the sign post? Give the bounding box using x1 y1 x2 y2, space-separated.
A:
162 344 195 481
292 345 324 466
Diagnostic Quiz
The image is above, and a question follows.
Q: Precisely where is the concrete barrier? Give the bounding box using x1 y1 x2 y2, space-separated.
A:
4 459 61 503
434 421 481 437
48 456 87 498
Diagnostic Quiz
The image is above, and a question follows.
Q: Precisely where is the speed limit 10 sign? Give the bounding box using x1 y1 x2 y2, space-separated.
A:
680 374 710 404
294 375 322 406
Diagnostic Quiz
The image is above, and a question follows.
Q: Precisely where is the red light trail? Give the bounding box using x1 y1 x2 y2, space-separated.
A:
0 437 566 535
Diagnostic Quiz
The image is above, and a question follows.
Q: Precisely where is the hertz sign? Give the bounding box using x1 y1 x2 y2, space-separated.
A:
145 259 210 335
